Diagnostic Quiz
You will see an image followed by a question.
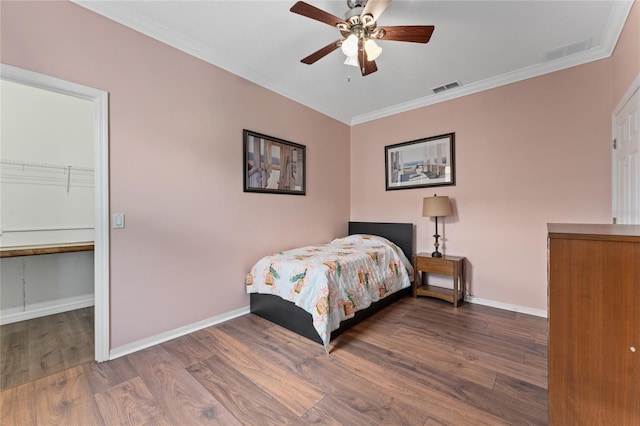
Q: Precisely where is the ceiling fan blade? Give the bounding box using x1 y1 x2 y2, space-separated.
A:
290 1 347 27
378 25 435 43
360 59 378 76
358 53 378 76
361 0 391 23
301 41 341 64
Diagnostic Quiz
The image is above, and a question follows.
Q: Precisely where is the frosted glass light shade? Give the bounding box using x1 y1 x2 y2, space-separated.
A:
364 39 382 61
343 55 359 67
341 34 358 57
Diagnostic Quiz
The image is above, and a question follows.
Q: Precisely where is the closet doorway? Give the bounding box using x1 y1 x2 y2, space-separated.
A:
612 74 640 224
0 65 110 389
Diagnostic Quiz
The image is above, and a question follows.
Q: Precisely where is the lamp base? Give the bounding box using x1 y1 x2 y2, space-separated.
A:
431 251 443 258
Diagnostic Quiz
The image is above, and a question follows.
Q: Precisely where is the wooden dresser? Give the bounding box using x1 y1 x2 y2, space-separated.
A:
547 223 640 425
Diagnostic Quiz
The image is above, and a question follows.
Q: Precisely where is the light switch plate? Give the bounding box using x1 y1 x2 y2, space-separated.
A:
113 213 125 229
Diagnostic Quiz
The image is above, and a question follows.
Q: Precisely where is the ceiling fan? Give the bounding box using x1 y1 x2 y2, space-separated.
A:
290 0 435 77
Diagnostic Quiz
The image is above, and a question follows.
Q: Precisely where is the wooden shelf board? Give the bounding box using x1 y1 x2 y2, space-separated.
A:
416 284 459 303
0 244 94 258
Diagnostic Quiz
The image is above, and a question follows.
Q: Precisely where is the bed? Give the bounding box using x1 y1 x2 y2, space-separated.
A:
247 221 414 349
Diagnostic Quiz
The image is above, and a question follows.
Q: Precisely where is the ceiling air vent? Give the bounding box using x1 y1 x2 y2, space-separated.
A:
432 81 462 94
544 38 592 62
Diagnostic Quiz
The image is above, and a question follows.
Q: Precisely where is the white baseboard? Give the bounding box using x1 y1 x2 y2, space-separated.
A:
109 297 546 361
109 305 251 360
0 294 95 325
465 295 547 318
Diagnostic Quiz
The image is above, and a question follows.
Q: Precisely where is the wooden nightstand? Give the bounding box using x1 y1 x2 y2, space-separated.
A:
413 253 465 307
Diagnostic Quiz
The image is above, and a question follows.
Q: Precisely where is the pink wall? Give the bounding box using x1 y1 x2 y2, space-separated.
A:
611 1 639 106
1 1 350 348
1 0 636 348
351 60 613 313
351 2 638 314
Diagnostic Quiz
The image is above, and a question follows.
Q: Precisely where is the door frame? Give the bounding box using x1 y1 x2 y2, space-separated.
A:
612 72 640 224
1 64 111 361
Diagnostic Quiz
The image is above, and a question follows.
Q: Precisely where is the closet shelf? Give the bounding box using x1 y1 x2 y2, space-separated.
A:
0 243 94 258
1 159 94 192
0 159 93 172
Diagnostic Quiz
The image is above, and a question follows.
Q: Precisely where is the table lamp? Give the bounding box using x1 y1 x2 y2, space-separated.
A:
422 194 452 257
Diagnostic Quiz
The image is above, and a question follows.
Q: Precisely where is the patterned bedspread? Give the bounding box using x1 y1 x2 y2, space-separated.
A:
245 234 413 349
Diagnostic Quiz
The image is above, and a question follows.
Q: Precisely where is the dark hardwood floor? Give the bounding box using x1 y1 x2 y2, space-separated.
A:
1 307 94 390
0 297 548 425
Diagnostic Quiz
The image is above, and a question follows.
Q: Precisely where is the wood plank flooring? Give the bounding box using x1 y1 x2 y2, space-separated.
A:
1 307 94 390
1 297 548 425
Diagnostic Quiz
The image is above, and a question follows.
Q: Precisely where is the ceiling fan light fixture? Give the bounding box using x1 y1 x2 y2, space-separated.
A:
364 38 382 61
341 34 359 57
290 0 435 77
343 55 359 67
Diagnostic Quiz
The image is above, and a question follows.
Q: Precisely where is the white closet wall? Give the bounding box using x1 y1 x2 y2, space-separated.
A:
0 80 95 324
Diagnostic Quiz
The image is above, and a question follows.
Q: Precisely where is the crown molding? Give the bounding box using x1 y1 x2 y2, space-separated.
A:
351 0 634 125
351 44 614 125
73 0 634 127
72 1 353 124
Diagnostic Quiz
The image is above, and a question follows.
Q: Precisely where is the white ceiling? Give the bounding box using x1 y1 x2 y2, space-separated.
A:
74 1 633 125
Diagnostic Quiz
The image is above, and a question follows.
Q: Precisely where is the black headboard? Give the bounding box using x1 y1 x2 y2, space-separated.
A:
348 221 414 264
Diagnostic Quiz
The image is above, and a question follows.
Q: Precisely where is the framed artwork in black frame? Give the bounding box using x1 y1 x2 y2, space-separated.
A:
243 129 306 195
385 133 455 191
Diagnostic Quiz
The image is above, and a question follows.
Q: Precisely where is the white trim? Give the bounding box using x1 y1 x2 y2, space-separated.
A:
110 298 543 360
109 306 250 360
0 294 94 325
72 1 633 126
71 0 353 125
465 295 547 318
352 45 614 125
612 73 640 225
93 81 110 362
613 73 640 117
613 107 618 221
0 64 111 362
2 226 94 233
600 0 636 54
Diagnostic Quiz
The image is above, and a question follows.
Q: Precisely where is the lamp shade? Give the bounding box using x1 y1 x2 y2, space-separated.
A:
422 195 452 217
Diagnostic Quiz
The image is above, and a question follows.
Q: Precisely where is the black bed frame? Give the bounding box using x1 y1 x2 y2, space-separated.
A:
249 221 414 345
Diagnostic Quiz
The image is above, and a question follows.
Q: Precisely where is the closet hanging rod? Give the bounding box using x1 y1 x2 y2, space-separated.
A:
0 159 93 172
